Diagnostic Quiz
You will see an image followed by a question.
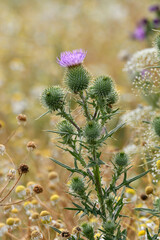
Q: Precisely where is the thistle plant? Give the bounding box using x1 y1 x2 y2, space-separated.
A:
40 49 149 240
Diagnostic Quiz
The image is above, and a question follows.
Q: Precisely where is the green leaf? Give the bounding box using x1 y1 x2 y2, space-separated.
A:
50 226 62 234
135 208 160 217
98 123 125 143
50 157 74 172
35 110 51 120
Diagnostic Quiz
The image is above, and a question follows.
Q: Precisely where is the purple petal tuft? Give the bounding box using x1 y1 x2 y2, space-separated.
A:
57 49 87 67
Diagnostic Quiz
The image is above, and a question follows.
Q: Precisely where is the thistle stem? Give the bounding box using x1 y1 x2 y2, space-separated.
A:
92 148 106 222
79 91 91 120
60 109 81 132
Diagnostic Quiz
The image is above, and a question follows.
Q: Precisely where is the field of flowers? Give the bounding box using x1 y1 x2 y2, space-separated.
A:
0 0 160 239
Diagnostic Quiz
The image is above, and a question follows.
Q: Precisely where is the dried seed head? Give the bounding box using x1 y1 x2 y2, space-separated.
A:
140 194 148 201
16 114 27 125
33 185 43 194
61 231 71 238
27 141 37 151
18 164 29 175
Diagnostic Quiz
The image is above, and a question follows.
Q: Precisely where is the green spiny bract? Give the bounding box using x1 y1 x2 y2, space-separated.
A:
154 34 160 59
41 86 64 111
90 76 114 99
64 64 91 93
81 223 94 240
114 152 128 167
103 220 117 235
57 120 74 144
70 176 86 196
153 116 160 137
107 90 118 105
84 121 101 144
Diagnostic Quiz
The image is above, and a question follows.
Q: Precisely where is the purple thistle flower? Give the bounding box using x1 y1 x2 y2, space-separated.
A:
132 25 146 40
149 4 160 12
57 49 87 67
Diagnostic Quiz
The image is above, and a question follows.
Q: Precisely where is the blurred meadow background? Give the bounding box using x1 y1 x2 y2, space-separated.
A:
0 0 159 239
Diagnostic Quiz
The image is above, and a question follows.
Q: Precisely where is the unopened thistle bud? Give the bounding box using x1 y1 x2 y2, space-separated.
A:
57 120 74 144
103 220 116 235
70 176 85 196
90 76 114 99
65 65 90 93
84 121 101 144
81 223 94 240
41 86 64 111
153 117 160 137
114 152 128 167
107 90 118 105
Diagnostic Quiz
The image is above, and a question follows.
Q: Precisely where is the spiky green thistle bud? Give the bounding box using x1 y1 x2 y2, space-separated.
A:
114 152 128 167
153 116 160 137
103 220 116 235
84 121 101 144
81 223 94 240
70 176 85 196
65 65 91 93
90 76 114 99
41 86 64 111
107 90 118 105
57 120 74 144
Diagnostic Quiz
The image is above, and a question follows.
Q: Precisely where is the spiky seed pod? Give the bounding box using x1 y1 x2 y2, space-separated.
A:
81 223 94 240
90 76 114 99
153 117 160 137
64 65 91 93
41 86 64 111
57 120 74 144
70 176 85 196
84 121 101 144
114 152 128 167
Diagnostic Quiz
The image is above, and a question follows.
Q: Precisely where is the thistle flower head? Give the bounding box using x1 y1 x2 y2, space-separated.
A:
57 49 87 67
